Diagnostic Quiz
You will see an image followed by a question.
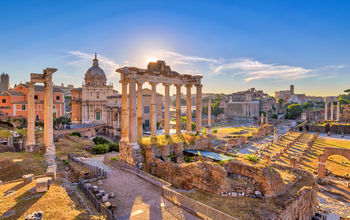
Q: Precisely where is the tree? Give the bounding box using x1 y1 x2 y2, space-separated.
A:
339 95 350 105
285 104 303 119
302 102 314 110
202 100 224 117
278 98 284 107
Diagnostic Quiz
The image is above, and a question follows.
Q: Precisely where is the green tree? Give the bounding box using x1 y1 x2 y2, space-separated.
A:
278 98 284 107
302 102 314 110
285 104 303 119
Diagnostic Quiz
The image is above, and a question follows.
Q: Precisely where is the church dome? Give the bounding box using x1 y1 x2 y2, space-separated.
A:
84 53 107 86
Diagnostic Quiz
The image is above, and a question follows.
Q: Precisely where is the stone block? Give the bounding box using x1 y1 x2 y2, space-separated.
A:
25 211 43 220
110 192 115 198
23 174 34 183
36 177 52 193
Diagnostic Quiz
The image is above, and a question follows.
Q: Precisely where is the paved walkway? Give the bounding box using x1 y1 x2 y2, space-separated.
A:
86 157 199 220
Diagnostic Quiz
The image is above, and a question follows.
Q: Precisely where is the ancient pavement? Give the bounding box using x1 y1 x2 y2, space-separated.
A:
84 156 199 220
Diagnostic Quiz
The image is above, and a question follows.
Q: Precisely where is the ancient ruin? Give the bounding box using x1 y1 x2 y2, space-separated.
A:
26 68 57 177
324 96 340 121
116 60 203 167
318 147 350 178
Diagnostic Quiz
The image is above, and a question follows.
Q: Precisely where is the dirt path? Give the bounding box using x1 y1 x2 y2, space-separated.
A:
86 157 199 220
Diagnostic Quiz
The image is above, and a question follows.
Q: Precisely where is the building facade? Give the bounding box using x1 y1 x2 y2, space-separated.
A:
71 54 116 124
0 83 65 120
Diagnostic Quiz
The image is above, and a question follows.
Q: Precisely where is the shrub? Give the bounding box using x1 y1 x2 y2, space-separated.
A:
70 131 81 137
272 114 278 119
244 154 258 162
93 144 110 154
93 136 110 145
212 129 218 134
108 142 119 152
184 156 193 163
110 156 120 161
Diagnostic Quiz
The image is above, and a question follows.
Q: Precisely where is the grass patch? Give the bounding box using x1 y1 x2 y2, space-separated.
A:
0 181 97 219
0 152 46 182
244 154 258 163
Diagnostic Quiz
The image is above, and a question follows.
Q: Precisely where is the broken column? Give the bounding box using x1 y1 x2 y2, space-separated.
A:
26 82 36 152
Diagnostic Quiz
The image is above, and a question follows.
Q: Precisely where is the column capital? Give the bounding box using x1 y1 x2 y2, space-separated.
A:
136 80 145 86
26 81 35 87
119 79 129 84
174 84 182 89
149 81 158 87
185 84 193 88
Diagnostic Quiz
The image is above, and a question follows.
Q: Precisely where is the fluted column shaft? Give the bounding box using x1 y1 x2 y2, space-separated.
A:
186 84 192 133
196 84 202 133
337 101 340 121
208 98 211 134
163 83 170 135
44 76 54 149
121 80 128 142
136 82 143 139
175 84 182 134
330 102 334 121
150 82 157 138
324 99 328 121
128 79 137 144
26 82 35 146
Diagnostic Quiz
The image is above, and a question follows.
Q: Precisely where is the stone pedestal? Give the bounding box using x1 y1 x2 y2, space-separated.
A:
36 177 52 192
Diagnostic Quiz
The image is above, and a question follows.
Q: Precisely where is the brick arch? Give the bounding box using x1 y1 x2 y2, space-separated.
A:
318 147 350 178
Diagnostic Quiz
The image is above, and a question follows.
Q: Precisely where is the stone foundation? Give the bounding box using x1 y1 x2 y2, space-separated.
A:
119 142 143 168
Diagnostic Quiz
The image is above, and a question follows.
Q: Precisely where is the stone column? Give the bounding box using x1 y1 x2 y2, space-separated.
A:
128 79 137 145
208 98 211 134
186 84 192 133
150 82 157 142
120 80 128 142
163 83 170 135
175 84 182 135
337 101 340 121
330 101 334 121
136 82 143 140
43 68 57 177
324 99 328 121
195 84 202 134
26 82 36 151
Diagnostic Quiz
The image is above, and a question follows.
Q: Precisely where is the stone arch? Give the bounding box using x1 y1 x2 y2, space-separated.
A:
318 147 350 178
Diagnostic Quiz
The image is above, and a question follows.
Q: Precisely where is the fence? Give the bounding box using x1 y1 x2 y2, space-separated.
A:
68 154 108 178
162 185 238 220
78 181 114 220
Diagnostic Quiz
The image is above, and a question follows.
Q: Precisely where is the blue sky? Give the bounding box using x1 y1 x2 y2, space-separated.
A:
0 0 349 96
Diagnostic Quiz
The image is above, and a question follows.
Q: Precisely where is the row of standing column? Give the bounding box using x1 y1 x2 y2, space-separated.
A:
324 100 340 121
120 81 202 145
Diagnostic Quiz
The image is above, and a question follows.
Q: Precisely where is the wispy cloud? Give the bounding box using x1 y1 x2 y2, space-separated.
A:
67 50 345 84
149 50 345 82
67 51 121 79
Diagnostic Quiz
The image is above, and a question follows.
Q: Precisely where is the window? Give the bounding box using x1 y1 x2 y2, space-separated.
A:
97 92 100 99
144 106 150 114
22 105 26 110
34 95 38 100
56 96 60 100
2 99 6 103
36 115 39 121
145 120 150 128
96 112 101 120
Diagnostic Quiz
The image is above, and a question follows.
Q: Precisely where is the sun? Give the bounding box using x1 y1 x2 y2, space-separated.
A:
146 57 158 64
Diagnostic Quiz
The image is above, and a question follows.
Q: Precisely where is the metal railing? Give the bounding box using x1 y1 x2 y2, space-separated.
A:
68 154 108 178
78 181 114 220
